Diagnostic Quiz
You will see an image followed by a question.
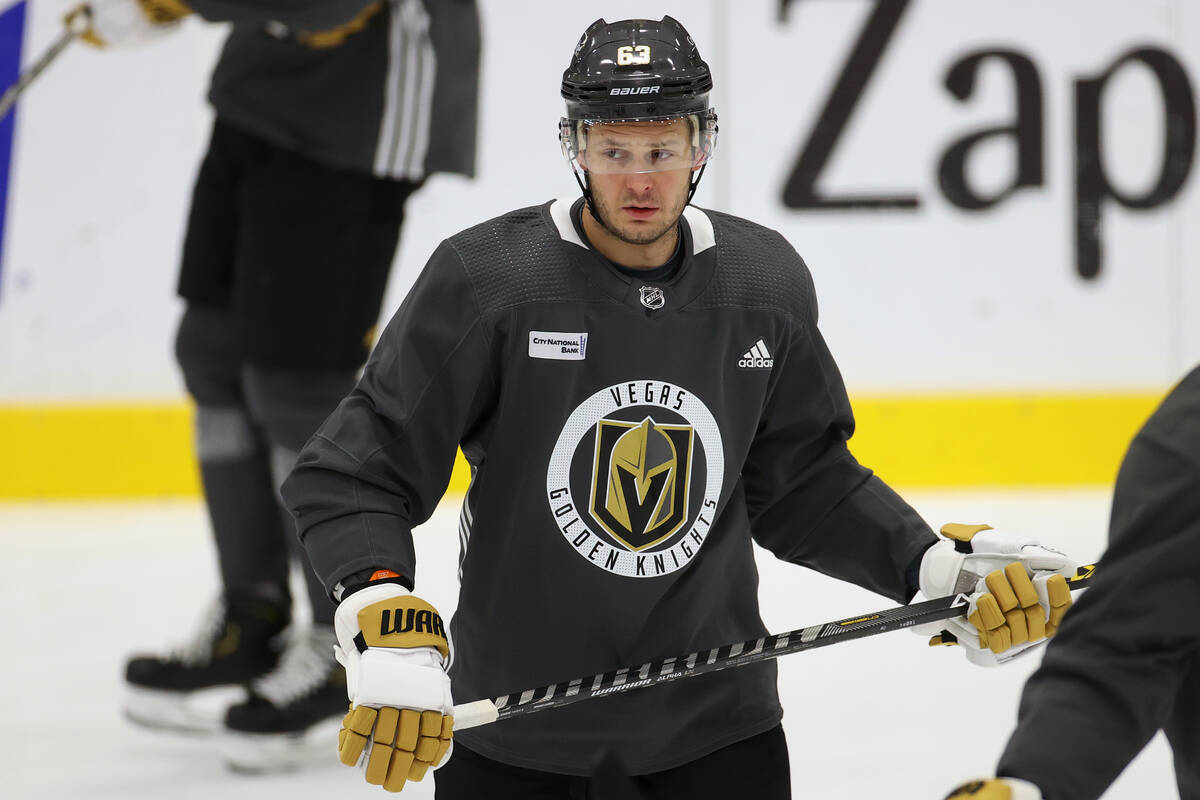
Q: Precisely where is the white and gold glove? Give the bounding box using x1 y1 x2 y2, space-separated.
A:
67 0 190 47
334 583 454 793
944 778 1044 799
916 523 1074 666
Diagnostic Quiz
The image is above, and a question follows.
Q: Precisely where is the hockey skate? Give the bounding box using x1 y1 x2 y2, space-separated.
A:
123 593 290 734
221 624 347 773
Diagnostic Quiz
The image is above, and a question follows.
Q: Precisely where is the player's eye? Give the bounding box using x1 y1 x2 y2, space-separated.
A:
599 149 629 162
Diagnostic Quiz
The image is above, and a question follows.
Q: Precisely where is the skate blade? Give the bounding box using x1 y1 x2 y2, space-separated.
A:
123 684 248 736
221 717 342 774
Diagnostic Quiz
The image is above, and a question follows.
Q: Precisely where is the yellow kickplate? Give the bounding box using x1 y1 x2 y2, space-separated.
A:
0 391 1160 498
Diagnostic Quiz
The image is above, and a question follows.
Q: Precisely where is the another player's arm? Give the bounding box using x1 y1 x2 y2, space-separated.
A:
984 390 1200 799
74 0 382 48
173 0 380 30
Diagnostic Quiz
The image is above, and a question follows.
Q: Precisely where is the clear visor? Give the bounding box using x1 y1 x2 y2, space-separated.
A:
559 111 717 176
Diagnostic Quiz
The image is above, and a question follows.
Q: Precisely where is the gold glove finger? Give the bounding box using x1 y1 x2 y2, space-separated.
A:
414 735 440 762
397 709 421 751
1005 562 1040 608
968 610 988 649
338 727 368 766
944 779 1013 799
408 759 431 782
375 707 400 746
365 739 394 785
432 715 455 766
433 735 453 767
1024 603 1046 641
985 570 1019 612
420 710 443 737
975 593 1007 631
384 749 415 793
347 705 377 736
973 597 1011 653
1004 607 1029 646
1046 575 1072 628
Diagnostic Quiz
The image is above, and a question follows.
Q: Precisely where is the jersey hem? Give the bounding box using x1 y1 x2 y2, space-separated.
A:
452 709 784 776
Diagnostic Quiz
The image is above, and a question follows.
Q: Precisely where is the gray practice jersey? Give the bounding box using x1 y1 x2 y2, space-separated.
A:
185 0 479 179
283 199 937 774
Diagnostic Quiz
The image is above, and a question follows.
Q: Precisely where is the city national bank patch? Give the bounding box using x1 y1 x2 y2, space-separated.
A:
546 380 724 578
529 331 588 361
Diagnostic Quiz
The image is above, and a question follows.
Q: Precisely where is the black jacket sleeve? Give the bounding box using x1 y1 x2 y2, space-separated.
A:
186 0 378 30
281 241 497 594
997 364 1200 800
744 265 936 604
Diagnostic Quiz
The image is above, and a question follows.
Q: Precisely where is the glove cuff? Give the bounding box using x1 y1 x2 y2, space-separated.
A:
919 538 970 599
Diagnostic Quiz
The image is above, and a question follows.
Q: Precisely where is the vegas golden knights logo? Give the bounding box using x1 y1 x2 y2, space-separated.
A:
590 416 694 551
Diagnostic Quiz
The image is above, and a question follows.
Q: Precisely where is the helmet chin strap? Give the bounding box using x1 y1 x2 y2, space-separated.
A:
576 173 624 240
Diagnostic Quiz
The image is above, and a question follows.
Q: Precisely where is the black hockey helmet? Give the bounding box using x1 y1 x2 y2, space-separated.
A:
559 16 718 201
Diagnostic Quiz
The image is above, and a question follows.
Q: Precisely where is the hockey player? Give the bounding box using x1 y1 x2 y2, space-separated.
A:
72 0 480 770
280 16 1075 797
945 364 1200 800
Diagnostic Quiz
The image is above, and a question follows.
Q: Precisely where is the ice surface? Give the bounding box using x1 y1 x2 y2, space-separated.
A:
0 490 1179 799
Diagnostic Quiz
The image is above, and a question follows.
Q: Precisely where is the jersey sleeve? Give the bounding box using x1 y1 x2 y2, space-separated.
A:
281 240 496 595
743 262 936 604
997 366 1200 800
185 0 379 30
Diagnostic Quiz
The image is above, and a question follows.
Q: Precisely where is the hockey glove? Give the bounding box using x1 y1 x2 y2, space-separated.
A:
915 523 1074 666
334 583 454 793
68 0 190 48
944 778 1044 800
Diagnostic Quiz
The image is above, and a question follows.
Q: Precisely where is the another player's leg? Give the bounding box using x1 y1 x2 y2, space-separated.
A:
216 139 422 770
220 365 357 772
123 125 296 734
123 308 293 733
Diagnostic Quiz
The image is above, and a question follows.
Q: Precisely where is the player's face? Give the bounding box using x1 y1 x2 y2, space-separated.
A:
581 119 695 246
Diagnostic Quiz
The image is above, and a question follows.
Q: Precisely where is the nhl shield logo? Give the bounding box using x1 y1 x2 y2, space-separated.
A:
639 286 665 309
590 417 694 551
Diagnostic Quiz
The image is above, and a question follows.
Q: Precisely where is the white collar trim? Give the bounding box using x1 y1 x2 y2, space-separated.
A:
550 198 587 248
682 205 715 253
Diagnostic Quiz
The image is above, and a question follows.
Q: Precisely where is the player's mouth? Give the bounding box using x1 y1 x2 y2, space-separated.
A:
622 205 659 220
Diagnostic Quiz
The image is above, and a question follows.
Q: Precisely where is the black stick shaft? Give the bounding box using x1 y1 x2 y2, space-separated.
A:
452 564 1096 730
0 28 79 121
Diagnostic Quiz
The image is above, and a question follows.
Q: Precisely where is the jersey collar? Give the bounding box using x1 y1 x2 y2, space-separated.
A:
544 197 717 314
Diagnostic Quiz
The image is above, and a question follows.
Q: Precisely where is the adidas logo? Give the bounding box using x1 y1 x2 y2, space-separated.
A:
738 338 774 369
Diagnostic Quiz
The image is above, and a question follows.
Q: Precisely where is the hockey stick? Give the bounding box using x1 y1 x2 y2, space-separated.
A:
0 10 90 121
451 564 1097 730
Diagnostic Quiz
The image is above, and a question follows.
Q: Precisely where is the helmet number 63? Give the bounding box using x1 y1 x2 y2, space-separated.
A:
617 45 651 66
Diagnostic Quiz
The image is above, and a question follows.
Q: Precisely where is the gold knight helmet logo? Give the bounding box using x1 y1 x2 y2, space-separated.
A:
590 416 694 551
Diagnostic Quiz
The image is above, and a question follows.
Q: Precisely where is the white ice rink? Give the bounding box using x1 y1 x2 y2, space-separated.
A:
1 491 1181 799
